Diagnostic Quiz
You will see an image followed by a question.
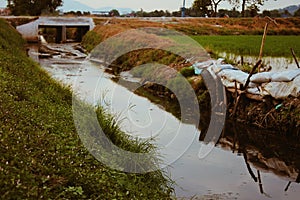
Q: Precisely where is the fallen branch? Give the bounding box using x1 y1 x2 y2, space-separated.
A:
243 59 262 90
291 48 300 68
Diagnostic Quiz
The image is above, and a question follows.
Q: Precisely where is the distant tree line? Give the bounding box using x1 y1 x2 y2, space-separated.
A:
132 8 300 18
5 0 300 17
7 0 62 16
129 0 300 18
63 9 120 17
64 7 300 18
131 0 300 18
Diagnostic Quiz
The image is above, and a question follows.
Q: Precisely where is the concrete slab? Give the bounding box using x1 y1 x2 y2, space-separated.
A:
16 17 94 42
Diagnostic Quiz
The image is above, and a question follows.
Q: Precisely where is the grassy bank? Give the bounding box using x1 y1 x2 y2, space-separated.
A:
0 19 173 199
192 35 300 57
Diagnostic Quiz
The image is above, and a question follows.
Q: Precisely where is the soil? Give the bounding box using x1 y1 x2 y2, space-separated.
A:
227 93 300 135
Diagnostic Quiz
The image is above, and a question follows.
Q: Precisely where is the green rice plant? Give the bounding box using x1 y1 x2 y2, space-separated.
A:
192 35 300 58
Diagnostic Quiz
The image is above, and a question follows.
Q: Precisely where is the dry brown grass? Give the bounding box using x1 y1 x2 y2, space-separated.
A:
90 17 300 39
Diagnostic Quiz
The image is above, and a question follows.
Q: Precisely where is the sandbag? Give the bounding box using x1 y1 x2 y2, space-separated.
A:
218 69 248 85
246 87 269 96
250 71 275 83
263 82 295 99
221 78 236 88
212 63 236 73
271 69 300 82
292 75 300 97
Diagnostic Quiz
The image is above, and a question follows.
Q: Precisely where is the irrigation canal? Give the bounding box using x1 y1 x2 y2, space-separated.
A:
28 43 300 199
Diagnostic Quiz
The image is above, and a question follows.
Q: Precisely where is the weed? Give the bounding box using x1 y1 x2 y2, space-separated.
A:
180 66 195 77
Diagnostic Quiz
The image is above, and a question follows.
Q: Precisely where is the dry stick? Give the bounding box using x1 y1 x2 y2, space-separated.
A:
231 80 239 117
258 23 269 72
291 48 300 68
243 60 262 90
231 95 241 118
260 108 275 127
258 17 278 72
234 80 238 103
259 23 269 61
231 60 262 117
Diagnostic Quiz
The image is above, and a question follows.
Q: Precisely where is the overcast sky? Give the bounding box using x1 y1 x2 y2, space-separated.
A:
0 0 299 11
73 0 300 11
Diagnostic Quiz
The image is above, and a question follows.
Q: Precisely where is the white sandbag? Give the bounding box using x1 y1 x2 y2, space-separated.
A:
246 87 261 95
292 75 300 97
210 62 222 73
216 58 225 65
218 69 248 85
250 71 275 83
248 81 259 88
293 74 300 87
220 64 235 70
221 78 236 88
246 87 269 96
271 69 300 82
193 60 213 69
263 82 295 99
212 62 235 74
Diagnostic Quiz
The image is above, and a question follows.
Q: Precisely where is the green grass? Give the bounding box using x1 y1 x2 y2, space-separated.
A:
81 30 103 52
191 35 300 57
0 19 173 199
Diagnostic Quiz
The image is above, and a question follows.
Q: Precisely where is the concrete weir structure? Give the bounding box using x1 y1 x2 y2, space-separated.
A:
16 17 95 43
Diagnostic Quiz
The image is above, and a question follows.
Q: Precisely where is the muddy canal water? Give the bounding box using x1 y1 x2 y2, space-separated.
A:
29 44 300 199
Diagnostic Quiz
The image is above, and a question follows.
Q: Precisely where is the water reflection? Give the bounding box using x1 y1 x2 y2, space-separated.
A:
220 121 300 190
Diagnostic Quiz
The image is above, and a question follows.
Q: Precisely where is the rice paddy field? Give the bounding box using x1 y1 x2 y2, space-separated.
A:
191 35 300 57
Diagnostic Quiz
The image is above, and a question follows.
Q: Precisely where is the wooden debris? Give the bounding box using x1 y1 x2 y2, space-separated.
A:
258 17 278 72
291 48 300 68
243 60 262 90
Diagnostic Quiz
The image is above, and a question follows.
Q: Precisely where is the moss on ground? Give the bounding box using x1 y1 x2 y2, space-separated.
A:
0 19 173 199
